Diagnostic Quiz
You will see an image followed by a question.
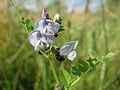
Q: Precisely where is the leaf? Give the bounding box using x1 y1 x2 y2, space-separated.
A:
88 52 95 59
87 58 96 67
105 52 114 59
21 17 25 24
27 23 34 31
78 59 89 72
60 68 72 87
25 19 30 24
71 65 81 76
21 17 33 31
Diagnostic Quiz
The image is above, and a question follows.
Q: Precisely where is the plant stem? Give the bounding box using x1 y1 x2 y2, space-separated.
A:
48 57 59 82
41 56 48 90
40 50 59 82
9 0 29 34
69 59 101 89
69 68 92 89
99 0 108 90
99 62 106 90
100 0 108 53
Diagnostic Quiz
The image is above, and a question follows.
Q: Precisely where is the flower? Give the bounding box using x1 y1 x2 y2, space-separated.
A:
56 41 78 61
35 9 60 35
53 14 60 22
35 19 60 35
29 30 54 51
41 8 49 19
28 9 60 51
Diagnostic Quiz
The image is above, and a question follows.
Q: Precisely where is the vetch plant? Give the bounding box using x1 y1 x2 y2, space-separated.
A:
9 0 115 89
28 10 60 51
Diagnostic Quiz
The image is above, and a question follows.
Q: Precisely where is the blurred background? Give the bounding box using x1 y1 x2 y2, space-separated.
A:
0 0 120 90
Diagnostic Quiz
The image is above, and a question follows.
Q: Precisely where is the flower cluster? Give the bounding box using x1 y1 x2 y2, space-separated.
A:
28 9 78 61
29 9 60 51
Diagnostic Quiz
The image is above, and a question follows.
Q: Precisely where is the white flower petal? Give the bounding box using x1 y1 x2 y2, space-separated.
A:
28 30 41 47
35 19 47 30
35 19 60 34
34 37 50 51
60 41 78 56
34 40 41 51
47 21 60 33
67 51 77 61
60 44 70 56
44 26 54 35
73 41 78 49
40 36 49 46
28 30 51 49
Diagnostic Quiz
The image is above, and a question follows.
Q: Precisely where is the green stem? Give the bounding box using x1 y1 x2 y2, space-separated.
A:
40 50 59 82
100 0 108 53
48 57 59 82
99 1 108 90
9 0 29 34
41 57 48 90
69 68 92 89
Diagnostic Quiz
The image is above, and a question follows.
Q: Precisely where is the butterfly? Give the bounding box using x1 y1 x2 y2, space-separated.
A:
56 41 78 61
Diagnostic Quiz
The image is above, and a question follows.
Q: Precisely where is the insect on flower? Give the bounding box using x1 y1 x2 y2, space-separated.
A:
56 41 78 61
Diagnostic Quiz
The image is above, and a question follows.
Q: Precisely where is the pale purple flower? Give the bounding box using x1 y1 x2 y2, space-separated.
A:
59 41 78 61
28 9 60 51
35 19 60 35
28 30 54 51
42 8 49 19
35 9 60 35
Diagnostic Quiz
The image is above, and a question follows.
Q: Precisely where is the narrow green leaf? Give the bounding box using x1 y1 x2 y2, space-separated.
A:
87 58 96 67
60 68 72 87
78 60 89 72
71 65 81 76
25 19 30 24
88 52 95 59
105 52 114 59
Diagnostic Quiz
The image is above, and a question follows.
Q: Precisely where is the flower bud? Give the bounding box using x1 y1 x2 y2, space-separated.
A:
53 14 60 22
54 83 64 90
42 8 49 19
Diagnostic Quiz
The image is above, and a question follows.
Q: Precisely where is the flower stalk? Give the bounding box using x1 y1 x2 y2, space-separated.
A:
40 50 59 82
9 0 29 34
